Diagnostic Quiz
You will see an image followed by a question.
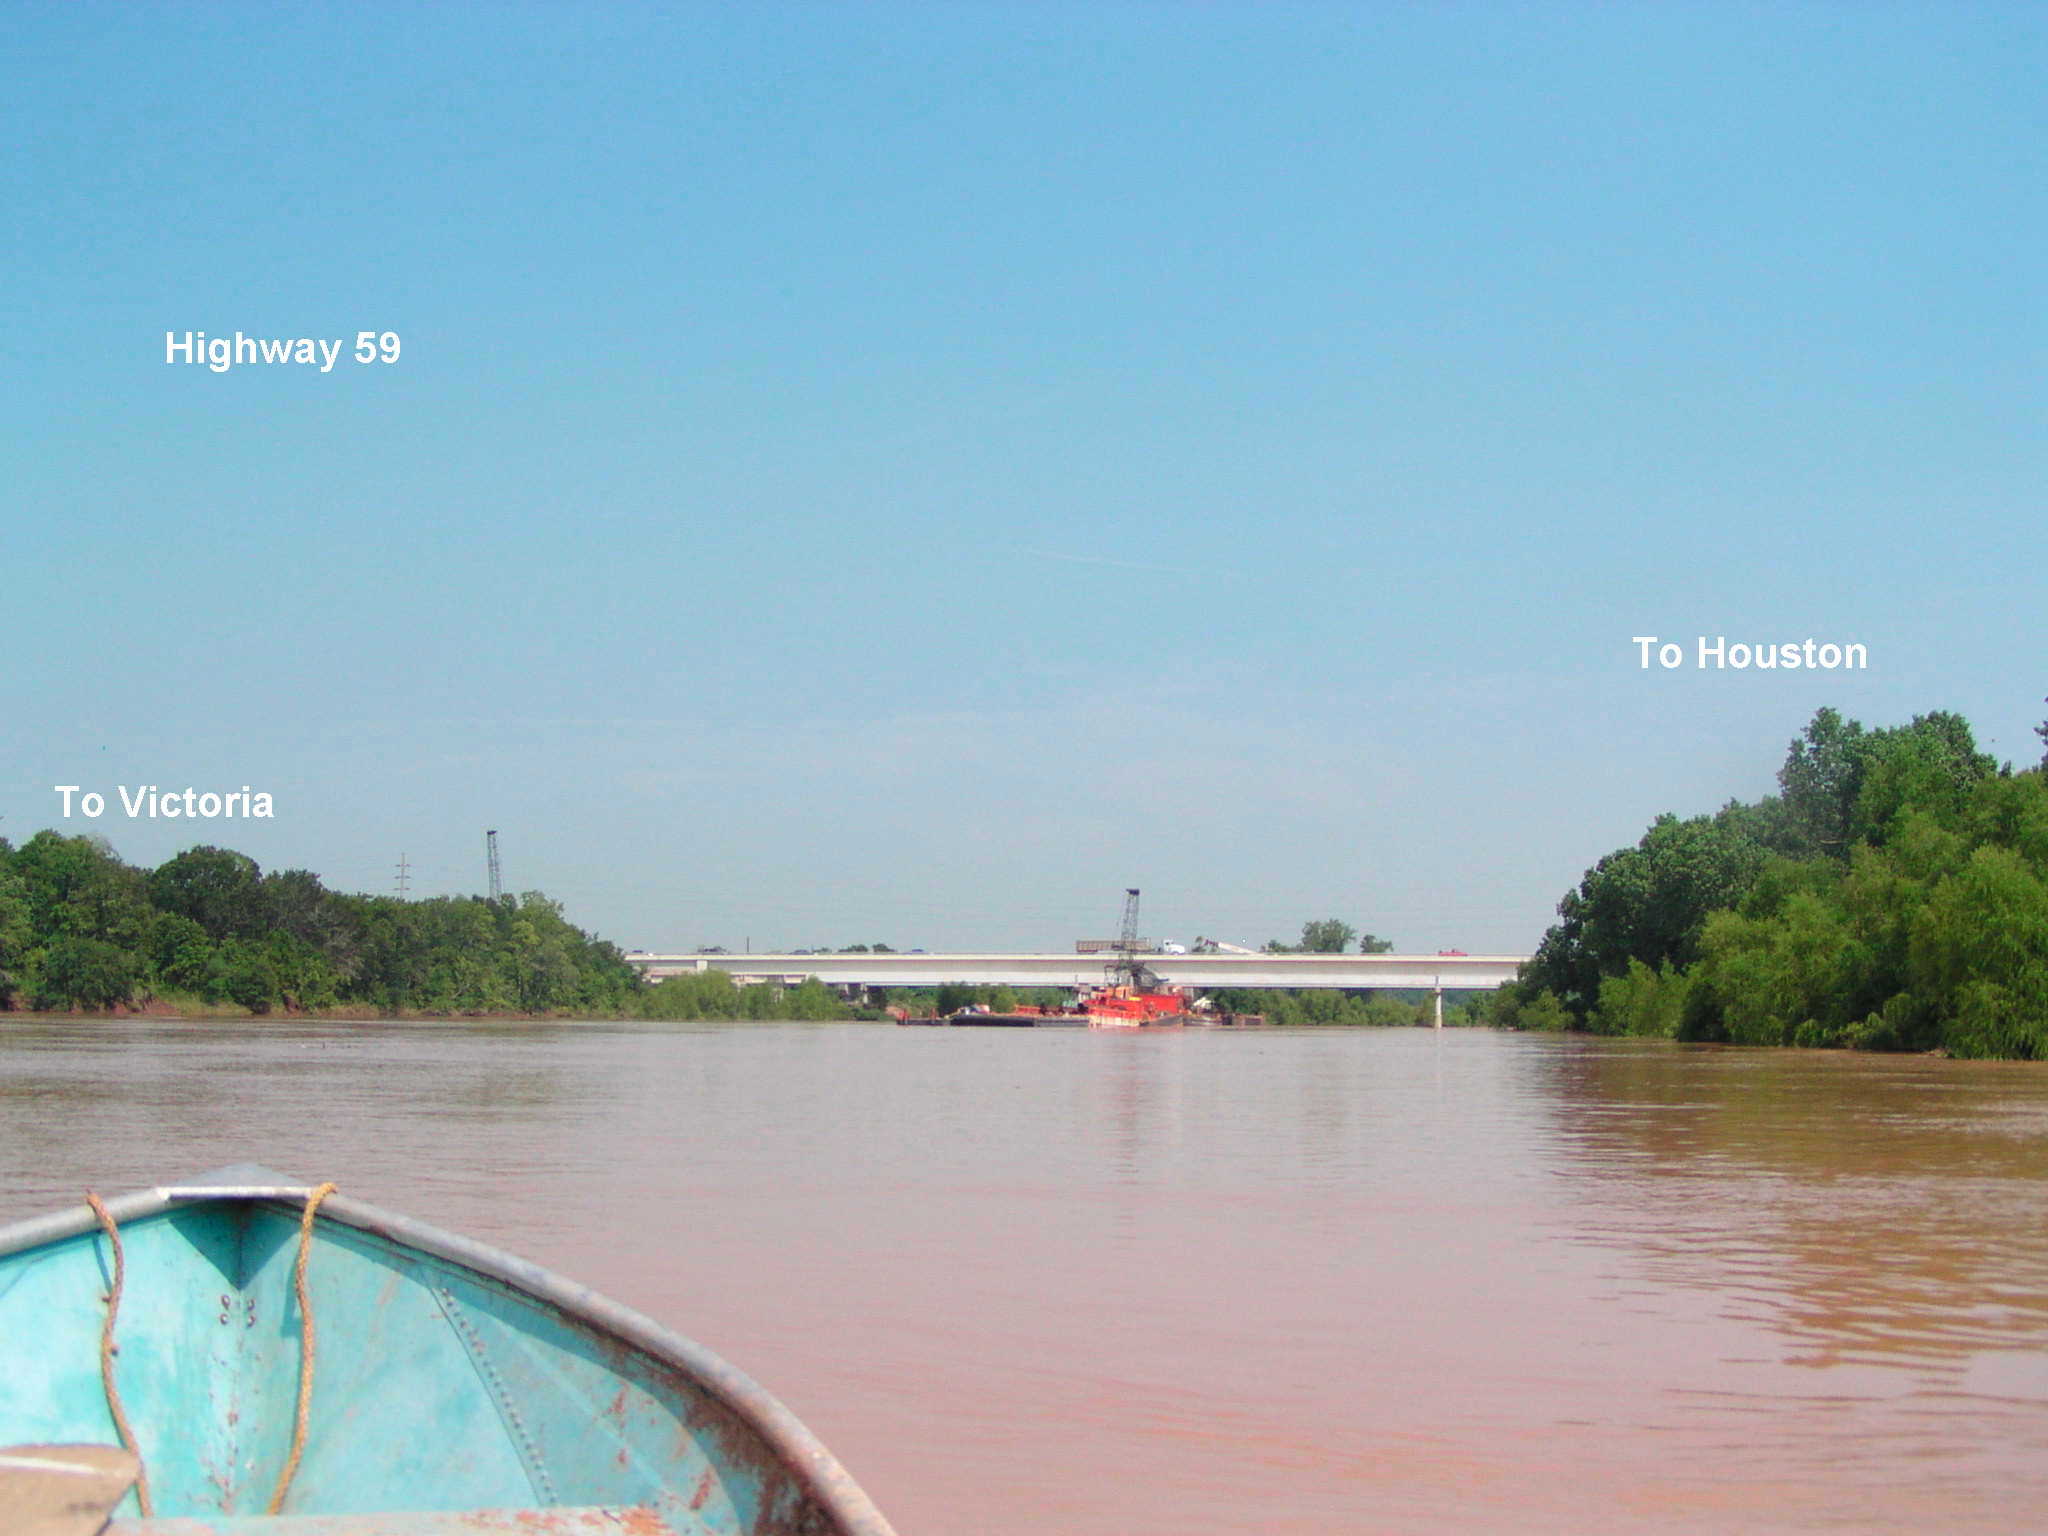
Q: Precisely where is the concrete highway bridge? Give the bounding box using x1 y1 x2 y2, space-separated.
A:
627 951 1527 992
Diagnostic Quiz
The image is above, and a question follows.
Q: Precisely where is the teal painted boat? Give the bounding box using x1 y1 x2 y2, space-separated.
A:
0 1167 899 1536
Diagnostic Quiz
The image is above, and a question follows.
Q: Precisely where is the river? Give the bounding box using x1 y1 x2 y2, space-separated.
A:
3 1020 2044 1533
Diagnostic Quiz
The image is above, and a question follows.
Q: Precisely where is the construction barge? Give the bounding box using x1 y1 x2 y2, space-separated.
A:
900 985 1265 1029
893 889 1265 1028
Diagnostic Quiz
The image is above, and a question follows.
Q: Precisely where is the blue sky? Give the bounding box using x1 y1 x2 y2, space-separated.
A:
4 4 2043 953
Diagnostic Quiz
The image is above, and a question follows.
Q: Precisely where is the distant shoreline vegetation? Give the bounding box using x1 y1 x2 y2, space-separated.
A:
17 704 2047 1061
0 832 914 1022
1486 705 2048 1061
0 833 1451 1028
0 835 645 1018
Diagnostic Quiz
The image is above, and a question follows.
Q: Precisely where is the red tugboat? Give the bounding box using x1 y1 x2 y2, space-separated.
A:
933 982 1195 1028
1076 981 1195 1027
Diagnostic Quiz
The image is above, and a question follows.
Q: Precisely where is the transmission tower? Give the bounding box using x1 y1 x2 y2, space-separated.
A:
395 853 411 899
486 829 502 903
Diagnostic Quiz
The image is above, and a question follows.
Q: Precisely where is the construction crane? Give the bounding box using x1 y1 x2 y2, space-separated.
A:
1109 888 1154 989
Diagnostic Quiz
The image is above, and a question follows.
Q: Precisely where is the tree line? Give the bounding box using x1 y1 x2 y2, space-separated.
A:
0 833 1436 1027
0 834 640 1015
1262 919 1395 954
1488 705 2048 1059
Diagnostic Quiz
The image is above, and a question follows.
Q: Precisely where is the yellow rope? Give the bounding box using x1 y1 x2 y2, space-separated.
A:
84 1190 153 1519
266 1181 338 1514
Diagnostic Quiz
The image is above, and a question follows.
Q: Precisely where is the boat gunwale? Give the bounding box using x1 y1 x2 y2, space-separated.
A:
0 1166 898 1536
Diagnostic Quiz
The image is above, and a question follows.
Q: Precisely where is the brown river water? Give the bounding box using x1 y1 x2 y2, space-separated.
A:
2 1020 2045 1533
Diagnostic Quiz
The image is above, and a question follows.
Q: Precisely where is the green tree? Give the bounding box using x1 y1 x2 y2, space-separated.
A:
1907 844 2048 1059
1515 711 2048 1057
1776 707 1869 857
13 831 152 951
1524 810 1766 1019
149 846 264 939
1591 959 1691 1038
148 912 216 994
0 861 31 1005
33 936 138 1010
1684 892 1861 1047
783 977 849 1020
262 933 340 1010
1298 919 1357 953
1487 985 1572 1031
1774 707 1999 858
211 938 282 1013
261 868 361 984
1849 711 2001 846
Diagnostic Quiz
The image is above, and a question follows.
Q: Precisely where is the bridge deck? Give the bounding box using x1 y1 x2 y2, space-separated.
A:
628 952 1525 991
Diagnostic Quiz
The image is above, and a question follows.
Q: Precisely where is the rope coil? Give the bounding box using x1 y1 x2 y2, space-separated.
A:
267 1180 338 1514
82 1179 338 1520
85 1189 154 1519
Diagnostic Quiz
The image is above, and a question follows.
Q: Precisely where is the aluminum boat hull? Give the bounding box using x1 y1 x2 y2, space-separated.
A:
0 1167 896 1536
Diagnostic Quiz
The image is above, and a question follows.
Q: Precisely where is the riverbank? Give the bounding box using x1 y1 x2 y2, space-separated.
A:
0 999 620 1024
0 987 886 1026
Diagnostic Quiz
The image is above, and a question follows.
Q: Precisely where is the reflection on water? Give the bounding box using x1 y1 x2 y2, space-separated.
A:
1542 1044 2048 1369
1 1019 2043 1533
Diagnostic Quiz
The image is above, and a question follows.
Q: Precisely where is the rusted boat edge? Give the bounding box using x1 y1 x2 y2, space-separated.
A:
0 1165 899 1536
